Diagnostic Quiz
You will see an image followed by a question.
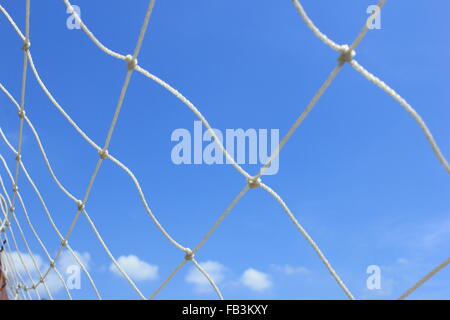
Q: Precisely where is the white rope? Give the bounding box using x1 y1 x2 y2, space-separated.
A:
255 64 344 178
350 60 450 174
0 176 42 299
349 0 388 51
0 1 167 300
260 183 355 300
149 260 187 300
0 0 46 300
15 191 73 299
148 186 249 299
0 208 29 300
9 0 30 243
63 0 125 61
0 80 178 297
58 0 356 298
0 135 72 298
0 5 25 40
133 65 251 178
0 198 28 299
291 0 343 52
61 0 249 179
44 0 158 300
398 257 450 300
192 258 224 300
2 0 195 300
0 86 101 298
0 156 54 299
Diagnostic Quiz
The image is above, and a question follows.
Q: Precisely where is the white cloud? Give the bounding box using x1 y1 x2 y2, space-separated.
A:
58 250 91 273
271 264 310 276
240 268 272 292
109 255 158 281
8 251 43 276
1 250 92 298
186 261 227 293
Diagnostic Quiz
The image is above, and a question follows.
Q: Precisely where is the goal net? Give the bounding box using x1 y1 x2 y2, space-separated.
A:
0 0 449 300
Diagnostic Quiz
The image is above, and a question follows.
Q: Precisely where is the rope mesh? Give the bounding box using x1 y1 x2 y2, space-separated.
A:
0 0 448 300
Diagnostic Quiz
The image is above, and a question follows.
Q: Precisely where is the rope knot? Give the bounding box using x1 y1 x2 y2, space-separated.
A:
98 149 109 160
76 200 84 211
22 40 31 51
50 260 56 268
184 248 194 261
247 176 261 189
338 44 356 64
12 184 18 193
15 153 21 162
9 206 14 213
61 239 68 247
125 54 138 70
0 221 8 232
18 109 26 119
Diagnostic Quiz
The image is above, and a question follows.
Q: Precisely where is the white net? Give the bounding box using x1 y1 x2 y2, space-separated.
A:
0 0 448 300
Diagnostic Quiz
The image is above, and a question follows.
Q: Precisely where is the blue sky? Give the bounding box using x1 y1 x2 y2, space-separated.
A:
0 0 449 300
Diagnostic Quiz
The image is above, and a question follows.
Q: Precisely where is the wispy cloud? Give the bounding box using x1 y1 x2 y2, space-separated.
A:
420 219 450 249
271 264 310 276
381 215 450 253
